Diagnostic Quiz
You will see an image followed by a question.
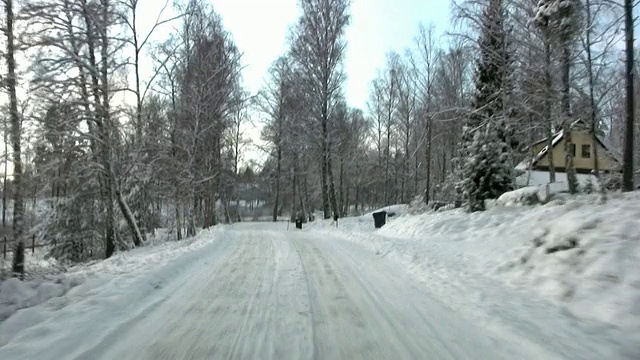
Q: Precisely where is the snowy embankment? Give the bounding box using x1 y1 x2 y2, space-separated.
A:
309 193 640 339
0 228 215 328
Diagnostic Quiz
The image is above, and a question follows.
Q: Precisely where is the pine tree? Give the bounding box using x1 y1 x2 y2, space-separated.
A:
457 0 514 212
461 123 514 211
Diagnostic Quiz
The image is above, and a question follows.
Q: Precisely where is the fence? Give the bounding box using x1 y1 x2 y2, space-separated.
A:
2 234 50 260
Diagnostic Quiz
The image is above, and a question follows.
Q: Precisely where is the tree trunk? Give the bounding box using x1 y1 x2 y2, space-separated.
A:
3 119 7 228
5 0 24 276
302 161 310 218
187 193 196 236
344 178 350 217
210 187 217 227
222 193 230 224
384 127 391 205
321 132 330 219
561 44 578 194
273 146 282 222
623 0 635 191
327 151 339 219
116 189 144 246
290 164 297 222
544 38 556 183
585 0 604 198
338 157 344 215
296 174 306 218
425 115 432 204
82 0 117 257
354 176 360 213
99 0 118 256
414 142 419 198
175 200 182 240
384 78 394 206
402 122 409 204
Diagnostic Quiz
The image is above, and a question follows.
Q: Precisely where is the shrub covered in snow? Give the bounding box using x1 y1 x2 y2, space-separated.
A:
0 276 83 322
496 186 544 207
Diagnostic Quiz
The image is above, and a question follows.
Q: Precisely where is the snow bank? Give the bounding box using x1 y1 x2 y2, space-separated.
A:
498 196 640 330
304 204 409 233
0 228 215 325
363 204 408 217
0 227 226 355
324 193 640 335
68 229 211 278
495 186 545 207
0 276 82 322
516 170 600 192
0 248 66 284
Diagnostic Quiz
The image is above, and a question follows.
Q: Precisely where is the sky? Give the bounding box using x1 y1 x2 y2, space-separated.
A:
119 0 452 166
140 0 454 111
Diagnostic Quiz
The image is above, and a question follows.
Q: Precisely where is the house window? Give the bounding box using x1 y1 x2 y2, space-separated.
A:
570 144 576 157
581 144 591 158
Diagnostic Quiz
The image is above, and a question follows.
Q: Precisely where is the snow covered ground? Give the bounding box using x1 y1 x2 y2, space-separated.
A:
515 170 600 192
0 195 638 359
0 228 214 348
0 228 197 322
309 192 640 357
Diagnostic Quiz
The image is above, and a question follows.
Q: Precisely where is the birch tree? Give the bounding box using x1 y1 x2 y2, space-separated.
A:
5 0 25 275
622 0 634 191
291 0 350 220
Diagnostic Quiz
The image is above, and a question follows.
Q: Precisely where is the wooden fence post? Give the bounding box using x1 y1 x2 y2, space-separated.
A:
32 234 35 255
2 236 6 259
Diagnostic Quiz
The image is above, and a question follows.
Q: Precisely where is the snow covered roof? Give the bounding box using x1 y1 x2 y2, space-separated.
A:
516 130 564 171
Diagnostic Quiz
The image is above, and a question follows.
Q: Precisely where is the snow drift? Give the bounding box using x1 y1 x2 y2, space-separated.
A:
313 192 640 336
380 193 640 332
0 228 212 325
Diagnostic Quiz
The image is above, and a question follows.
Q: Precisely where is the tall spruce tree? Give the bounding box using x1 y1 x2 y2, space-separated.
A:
458 0 514 212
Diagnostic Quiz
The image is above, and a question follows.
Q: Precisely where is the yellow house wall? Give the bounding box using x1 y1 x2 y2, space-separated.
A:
535 131 619 171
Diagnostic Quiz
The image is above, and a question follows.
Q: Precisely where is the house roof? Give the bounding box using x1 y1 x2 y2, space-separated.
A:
515 119 621 171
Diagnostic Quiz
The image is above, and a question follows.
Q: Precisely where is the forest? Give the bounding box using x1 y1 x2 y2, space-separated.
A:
0 0 636 273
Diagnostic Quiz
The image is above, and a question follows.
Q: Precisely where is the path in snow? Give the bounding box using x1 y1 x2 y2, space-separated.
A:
0 222 633 359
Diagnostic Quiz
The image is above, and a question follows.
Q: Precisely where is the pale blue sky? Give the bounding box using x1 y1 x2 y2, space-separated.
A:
194 0 453 110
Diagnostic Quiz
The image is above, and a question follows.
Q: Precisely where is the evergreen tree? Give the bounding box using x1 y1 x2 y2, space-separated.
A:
457 0 514 212
461 123 514 212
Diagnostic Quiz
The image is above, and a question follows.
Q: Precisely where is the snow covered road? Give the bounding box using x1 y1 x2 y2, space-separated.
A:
0 222 634 359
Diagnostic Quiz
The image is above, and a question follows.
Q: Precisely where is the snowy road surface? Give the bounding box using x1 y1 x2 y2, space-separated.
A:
0 223 634 359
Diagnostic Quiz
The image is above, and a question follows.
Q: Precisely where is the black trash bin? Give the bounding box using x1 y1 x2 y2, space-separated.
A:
295 218 303 229
372 211 387 229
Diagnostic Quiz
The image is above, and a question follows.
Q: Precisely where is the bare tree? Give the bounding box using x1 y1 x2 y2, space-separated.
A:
291 0 350 220
622 0 634 191
5 0 25 275
259 57 293 222
411 24 438 204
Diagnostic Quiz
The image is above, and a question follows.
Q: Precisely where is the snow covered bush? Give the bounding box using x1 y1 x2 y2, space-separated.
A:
0 275 83 322
600 172 623 191
407 196 430 214
583 177 594 194
460 124 515 212
496 186 543 207
41 196 104 264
